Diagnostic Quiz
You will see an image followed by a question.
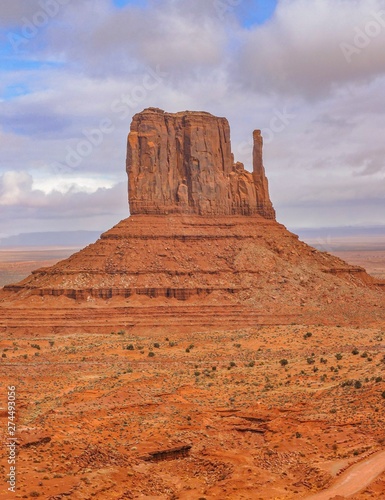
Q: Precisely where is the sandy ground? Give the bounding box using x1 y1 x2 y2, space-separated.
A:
1 322 385 499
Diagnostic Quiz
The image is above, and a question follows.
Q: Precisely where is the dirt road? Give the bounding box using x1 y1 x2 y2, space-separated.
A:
305 450 385 499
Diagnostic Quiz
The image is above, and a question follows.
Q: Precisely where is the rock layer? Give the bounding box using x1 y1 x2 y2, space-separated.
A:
127 108 276 218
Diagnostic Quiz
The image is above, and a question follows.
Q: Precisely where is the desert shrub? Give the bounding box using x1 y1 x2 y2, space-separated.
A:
126 344 134 351
381 391 385 399
335 353 343 360
354 380 362 389
352 347 359 355
153 343 160 348
307 357 315 365
304 332 312 339
375 376 382 383
148 351 155 358
248 361 255 367
280 359 288 367
31 344 41 350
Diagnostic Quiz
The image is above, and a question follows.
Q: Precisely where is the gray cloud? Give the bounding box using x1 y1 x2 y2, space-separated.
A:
233 0 385 98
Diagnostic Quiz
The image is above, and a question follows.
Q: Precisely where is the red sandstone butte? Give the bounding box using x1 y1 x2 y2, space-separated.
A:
0 108 384 332
127 107 276 218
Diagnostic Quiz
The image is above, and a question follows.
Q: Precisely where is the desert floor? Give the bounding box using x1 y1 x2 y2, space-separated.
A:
0 248 79 287
0 242 384 499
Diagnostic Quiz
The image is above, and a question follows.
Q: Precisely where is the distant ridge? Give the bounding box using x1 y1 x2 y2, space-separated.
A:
0 231 102 248
293 225 385 251
292 225 385 239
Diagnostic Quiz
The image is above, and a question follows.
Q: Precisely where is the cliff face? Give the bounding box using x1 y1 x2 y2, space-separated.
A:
126 108 276 218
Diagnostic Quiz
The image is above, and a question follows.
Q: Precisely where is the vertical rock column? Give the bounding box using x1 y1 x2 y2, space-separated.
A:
252 130 276 220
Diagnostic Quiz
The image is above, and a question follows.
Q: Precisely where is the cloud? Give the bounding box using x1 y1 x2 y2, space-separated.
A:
0 174 128 235
0 171 33 205
233 0 385 98
0 0 385 235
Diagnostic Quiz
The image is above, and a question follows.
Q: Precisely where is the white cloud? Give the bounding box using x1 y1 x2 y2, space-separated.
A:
0 171 33 205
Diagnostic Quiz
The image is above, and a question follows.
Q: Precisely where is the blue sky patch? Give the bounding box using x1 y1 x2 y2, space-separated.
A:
237 0 278 27
112 0 147 8
2 84 30 101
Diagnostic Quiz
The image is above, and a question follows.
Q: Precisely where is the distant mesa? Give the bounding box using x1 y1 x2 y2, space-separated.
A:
127 107 276 219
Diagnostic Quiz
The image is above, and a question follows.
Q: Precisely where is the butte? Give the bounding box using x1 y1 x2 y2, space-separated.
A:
0 107 384 335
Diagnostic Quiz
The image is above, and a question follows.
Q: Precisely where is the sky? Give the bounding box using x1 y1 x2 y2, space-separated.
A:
0 0 385 238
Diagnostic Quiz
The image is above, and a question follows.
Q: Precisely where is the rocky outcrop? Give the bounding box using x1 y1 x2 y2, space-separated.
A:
127 108 275 218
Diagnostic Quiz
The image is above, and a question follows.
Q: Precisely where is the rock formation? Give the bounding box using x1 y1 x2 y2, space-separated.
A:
0 108 384 334
127 108 276 219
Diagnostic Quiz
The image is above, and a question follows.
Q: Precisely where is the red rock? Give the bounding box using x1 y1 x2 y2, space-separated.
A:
127 108 275 218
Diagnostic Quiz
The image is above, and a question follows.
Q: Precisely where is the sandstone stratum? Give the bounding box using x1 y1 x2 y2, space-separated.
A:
1 109 385 499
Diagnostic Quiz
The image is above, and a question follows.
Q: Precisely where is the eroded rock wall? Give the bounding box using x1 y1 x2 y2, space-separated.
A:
127 108 276 218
